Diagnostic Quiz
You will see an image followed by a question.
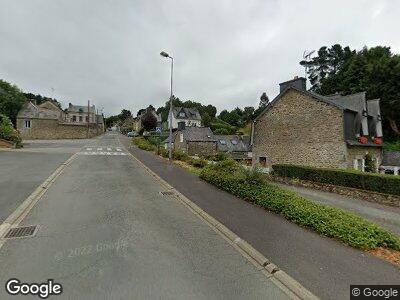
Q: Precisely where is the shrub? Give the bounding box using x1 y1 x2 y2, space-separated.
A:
207 152 229 161
133 137 156 151
188 157 208 168
0 114 22 147
272 164 400 196
200 161 400 250
172 150 189 161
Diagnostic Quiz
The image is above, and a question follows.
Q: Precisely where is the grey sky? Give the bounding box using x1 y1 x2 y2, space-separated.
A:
1 0 399 116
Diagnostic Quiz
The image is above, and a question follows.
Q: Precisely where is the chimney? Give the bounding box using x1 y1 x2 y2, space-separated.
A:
279 76 307 93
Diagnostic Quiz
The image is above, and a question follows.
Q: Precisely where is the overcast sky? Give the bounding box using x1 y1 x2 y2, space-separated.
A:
1 0 399 116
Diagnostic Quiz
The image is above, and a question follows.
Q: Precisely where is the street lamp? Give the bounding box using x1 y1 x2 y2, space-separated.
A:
160 51 174 163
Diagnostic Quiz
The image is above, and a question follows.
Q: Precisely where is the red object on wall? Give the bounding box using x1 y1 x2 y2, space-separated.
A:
373 137 383 145
359 136 368 144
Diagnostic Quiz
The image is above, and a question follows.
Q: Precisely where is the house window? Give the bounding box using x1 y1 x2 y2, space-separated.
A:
24 120 31 128
259 157 267 167
79 116 83 122
180 133 184 142
72 115 76 122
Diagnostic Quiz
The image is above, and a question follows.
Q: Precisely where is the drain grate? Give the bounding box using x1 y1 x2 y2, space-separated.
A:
160 191 175 196
4 226 37 239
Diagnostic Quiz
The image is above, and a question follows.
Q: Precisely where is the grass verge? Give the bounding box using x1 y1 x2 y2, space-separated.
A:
200 160 400 251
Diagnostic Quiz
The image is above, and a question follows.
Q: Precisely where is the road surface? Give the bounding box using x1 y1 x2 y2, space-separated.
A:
0 133 290 299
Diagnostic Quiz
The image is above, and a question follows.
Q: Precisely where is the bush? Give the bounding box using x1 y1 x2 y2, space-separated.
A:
133 137 156 151
172 150 189 161
200 161 400 250
272 164 400 196
207 152 229 161
187 157 208 168
0 114 22 147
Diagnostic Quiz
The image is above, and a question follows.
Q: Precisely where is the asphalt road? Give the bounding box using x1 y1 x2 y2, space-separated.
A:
120 136 400 300
0 133 290 299
0 138 91 223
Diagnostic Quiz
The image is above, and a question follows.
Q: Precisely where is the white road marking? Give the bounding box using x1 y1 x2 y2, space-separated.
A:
116 148 122 151
86 148 92 151
107 148 112 151
97 148 102 151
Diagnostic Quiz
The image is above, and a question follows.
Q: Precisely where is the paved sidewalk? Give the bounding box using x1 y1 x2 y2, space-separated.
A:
273 183 400 235
121 137 400 300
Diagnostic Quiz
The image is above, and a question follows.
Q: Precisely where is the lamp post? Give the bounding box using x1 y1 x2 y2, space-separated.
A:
160 51 174 162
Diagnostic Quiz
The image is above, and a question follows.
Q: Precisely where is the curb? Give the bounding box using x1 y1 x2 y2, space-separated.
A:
121 140 319 300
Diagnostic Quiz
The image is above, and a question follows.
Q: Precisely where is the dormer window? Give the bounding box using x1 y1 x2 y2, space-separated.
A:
179 112 186 118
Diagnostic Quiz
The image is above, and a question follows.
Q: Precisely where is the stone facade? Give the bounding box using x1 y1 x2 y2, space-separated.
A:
187 141 217 156
347 146 382 170
17 118 100 139
252 89 348 168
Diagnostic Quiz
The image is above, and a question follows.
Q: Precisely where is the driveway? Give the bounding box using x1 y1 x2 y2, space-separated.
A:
273 183 400 236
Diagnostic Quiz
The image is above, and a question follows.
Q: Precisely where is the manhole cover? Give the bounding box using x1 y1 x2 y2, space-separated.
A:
160 191 175 196
4 226 38 239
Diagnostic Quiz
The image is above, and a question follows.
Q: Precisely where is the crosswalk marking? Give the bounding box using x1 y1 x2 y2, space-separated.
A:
78 151 127 156
116 148 122 151
97 148 102 151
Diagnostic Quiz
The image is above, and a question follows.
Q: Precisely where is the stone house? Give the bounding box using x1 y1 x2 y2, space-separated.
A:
17 100 104 139
215 135 252 164
66 103 96 124
251 77 383 171
381 152 400 175
169 107 201 129
173 127 217 156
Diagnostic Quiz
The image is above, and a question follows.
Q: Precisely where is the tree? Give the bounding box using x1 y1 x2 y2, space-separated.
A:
118 109 132 122
137 108 146 116
259 92 269 108
0 80 27 125
300 45 400 139
141 112 157 130
201 112 211 127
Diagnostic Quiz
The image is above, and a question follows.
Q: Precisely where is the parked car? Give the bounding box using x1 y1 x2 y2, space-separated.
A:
127 131 138 137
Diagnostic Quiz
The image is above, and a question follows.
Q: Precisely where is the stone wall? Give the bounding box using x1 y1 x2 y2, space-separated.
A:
187 141 217 156
346 146 383 170
252 89 348 168
17 118 100 139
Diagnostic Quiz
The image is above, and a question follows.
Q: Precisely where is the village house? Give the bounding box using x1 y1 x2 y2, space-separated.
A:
251 77 383 171
169 107 201 129
17 100 104 139
66 103 96 124
215 135 252 164
173 126 217 156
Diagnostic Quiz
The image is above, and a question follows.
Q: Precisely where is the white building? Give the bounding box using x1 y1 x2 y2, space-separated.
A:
169 107 201 129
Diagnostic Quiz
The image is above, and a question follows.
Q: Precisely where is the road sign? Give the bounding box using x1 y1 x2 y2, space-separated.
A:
156 127 162 134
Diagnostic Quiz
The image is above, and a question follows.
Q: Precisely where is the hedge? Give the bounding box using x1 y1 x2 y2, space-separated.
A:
200 161 400 250
272 164 400 196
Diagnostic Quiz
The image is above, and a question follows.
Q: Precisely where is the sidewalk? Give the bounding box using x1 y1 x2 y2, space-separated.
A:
122 137 400 300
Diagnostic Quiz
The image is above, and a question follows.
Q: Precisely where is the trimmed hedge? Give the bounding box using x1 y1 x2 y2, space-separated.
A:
200 161 400 250
273 164 400 196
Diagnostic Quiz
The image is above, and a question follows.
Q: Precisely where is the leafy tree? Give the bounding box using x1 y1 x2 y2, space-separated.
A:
23 93 62 109
0 80 27 125
201 112 211 127
301 45 400 139
137 108 146 116
118 109 132 122
141 112 157 131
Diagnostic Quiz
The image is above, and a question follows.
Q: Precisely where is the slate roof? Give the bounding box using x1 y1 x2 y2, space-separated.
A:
179 127 215 142
382 151 400 166
325 92 366 113
68 104 96 113
173 107 201 120
215 135 251 152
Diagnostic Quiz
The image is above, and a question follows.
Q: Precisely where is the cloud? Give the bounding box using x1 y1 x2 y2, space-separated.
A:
0 0 399 116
